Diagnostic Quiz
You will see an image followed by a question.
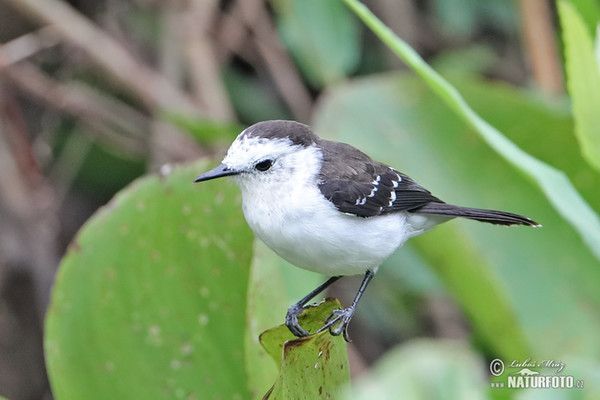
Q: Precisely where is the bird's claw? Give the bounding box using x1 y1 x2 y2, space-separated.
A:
285 303 310 337
316 306 355 342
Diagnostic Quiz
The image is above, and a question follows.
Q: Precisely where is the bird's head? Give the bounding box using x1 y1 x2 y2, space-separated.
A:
194 120 322 193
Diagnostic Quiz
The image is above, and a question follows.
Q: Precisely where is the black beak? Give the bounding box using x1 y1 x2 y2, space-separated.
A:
194 164 239 182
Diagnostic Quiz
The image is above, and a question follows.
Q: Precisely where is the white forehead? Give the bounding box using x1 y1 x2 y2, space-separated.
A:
222 131 297 170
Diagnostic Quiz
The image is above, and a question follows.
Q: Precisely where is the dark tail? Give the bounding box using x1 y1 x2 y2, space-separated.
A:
413 202 540 227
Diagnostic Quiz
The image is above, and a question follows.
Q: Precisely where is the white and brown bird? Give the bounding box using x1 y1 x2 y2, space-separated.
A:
195 120 539 340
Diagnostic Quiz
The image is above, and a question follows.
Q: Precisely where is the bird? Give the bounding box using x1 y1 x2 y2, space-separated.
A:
194 120 540 341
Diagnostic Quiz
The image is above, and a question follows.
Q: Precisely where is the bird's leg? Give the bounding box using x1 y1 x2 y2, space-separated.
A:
317 270 375 342
285 276 342 337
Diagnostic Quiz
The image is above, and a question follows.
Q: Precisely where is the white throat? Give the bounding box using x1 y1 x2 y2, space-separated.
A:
233 143 325 228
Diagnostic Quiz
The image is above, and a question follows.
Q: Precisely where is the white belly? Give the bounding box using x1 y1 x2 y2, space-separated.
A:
240 185 425 276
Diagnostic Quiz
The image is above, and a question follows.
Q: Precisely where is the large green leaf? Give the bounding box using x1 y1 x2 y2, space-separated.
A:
313 72 600 360
273 0 360 88
440 74 600 206
343 0 600 261
558 0 600 172
45 160 254 399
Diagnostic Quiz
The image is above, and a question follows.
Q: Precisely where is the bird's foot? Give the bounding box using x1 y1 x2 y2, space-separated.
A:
317 306 355 342
285 302 310 337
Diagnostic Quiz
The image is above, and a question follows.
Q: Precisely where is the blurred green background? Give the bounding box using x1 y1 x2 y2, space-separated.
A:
1 0 599 399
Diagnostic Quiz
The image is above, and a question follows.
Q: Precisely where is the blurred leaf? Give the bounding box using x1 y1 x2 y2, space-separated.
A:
45 160 254 399
559 0 600 171
440 74 599 204
223 68 291 123
432 45 497 77
53 123 146 201
344 0 600 262
437 75 600 354
279 259 326 307
431 0 478 37
431 0 517 38
347 340 487 400
596 26 600 67
272 0 360 88
380 245 444 296
260 299 350 399
414 227 530 359
569 0 600 36
516 357 600 400
313 72 600 360
162 113 243 146
360 246 446 342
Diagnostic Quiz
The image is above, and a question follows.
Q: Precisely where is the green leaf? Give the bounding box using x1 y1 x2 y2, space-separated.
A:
347 340 487 400
441 73 600 206
431 0 517 38
431 45 497 77
45 160 254 399
516 357 600 399
596 26 600 68
273 0 360 88
313 72 600 360
343 0 600 262
223 68 291 123
162 113 243 146
260 299 351 399
52 123 146 201
559 0 600 172
569 0 600 36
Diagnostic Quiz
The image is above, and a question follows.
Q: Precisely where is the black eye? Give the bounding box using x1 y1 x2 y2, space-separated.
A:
255 159 273 172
